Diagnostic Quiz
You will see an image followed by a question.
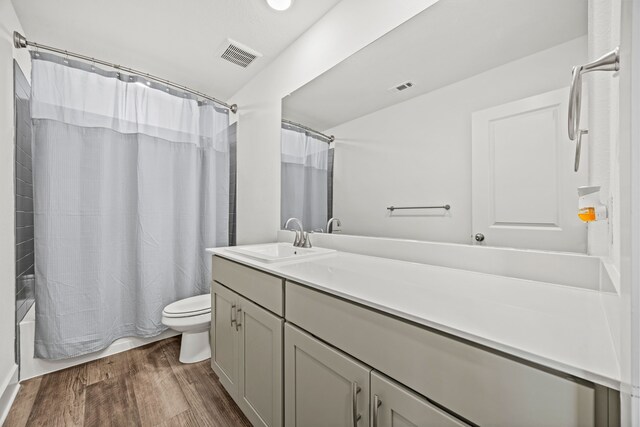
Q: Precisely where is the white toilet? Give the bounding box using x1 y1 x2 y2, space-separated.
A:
161 294 211 363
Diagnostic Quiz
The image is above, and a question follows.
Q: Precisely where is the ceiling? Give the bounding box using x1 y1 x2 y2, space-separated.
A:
283 0 588 132
12 0 342 101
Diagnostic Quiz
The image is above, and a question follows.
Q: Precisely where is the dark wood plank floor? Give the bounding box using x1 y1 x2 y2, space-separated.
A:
4 337 251 427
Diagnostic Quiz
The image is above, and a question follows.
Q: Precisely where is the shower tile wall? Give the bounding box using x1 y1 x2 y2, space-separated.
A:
228 122 237 246
327 147 334 220
14 60 34 326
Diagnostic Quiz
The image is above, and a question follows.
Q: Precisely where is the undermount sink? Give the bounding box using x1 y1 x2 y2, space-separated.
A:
226 243 335 263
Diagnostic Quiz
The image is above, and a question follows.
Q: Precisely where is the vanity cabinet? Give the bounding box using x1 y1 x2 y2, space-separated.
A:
285 281 601 427
211 257 284 427
210 254 619 427
212 283 240 394
284 324 370 427
284 324 467 427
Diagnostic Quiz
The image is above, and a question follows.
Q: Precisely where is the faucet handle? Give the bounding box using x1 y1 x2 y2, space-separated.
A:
301 232 312 248
293 230 302 247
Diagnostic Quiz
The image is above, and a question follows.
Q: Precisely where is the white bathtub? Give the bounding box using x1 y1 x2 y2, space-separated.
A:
19 304 178 380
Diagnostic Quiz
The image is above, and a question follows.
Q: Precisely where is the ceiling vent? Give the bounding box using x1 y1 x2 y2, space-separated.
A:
388 81 415 93
218 39 262 68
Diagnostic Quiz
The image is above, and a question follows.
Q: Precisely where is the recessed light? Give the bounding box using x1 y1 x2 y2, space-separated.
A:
266 0 292 11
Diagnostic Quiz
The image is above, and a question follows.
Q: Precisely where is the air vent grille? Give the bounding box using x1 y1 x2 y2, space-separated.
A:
388 81 415 93
220 43 259 68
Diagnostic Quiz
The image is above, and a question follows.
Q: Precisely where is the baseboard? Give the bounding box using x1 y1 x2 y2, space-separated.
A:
0 364 20 425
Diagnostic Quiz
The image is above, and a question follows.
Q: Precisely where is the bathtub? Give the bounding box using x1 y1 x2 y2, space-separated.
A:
18 304 178 380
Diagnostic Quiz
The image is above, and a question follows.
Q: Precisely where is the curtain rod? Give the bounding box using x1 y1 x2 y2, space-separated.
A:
282 119 334 143
13 31 238 114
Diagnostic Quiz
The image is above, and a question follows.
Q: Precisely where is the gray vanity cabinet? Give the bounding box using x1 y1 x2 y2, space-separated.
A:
211 257 285 427
284 324 370 427
370 372 468 427
237 295 283 427
211 282 239 394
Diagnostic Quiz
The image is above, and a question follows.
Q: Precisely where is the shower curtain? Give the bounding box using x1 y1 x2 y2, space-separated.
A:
31 53 230 359
280 125 329 232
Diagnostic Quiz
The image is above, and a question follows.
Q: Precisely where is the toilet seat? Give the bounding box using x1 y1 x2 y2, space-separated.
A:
163 294 211 318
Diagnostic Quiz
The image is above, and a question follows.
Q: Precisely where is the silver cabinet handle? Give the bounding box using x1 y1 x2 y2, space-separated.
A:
373 395 382 427
574 129 588 172
235 307 242 331
352 382 361 426
230 303 236 327
568 47 619 141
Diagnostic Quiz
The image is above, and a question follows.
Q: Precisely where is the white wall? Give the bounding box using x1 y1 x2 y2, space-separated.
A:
325 37 587 243
230 0 439 244
587 0 622 267
0 0 30 413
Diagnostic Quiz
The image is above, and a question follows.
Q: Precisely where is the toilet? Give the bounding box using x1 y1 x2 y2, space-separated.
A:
161 294 211 363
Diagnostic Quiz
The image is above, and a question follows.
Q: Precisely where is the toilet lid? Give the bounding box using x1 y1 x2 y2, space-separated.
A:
163 294 211 318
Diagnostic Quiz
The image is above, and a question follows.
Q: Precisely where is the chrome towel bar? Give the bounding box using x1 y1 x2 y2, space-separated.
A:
568 47 619 141
387 205 450 212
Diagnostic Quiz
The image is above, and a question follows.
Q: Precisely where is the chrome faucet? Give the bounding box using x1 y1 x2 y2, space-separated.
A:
284 218 311 247
326 217 342 234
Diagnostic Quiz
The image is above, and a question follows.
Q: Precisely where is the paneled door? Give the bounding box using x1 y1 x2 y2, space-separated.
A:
237 295 283 427
370 372 468 427
211 281 239 396
471 87 588 252
284 324 370 427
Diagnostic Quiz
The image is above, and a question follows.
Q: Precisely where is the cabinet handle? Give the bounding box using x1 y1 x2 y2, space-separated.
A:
373 395 382 427
235 307 242 331
230 303 236 327
352 382 362 426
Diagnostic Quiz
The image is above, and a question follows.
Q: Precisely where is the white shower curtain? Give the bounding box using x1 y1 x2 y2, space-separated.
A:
281 125 329 232
31 53 230 359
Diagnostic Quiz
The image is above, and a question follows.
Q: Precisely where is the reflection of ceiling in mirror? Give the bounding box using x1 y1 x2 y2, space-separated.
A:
282 0 587 132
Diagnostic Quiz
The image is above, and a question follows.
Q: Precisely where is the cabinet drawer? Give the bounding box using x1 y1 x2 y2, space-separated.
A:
285 281 596 427
212 256 284 315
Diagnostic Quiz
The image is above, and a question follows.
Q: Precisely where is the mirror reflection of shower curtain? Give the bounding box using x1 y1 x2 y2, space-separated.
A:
281 126 329 232
30 52 230 359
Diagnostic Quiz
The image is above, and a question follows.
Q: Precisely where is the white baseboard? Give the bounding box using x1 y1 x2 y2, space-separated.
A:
0 364 19 426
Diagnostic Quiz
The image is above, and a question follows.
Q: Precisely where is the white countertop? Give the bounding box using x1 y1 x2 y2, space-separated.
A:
207 245 620 389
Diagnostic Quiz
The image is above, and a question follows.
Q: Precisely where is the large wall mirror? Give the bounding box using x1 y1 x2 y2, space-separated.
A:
281 0 589 253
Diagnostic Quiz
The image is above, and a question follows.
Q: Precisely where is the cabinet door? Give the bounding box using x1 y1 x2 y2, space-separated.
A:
237 295 283 427
211 282 239 397
371 372 468 427
284 324 370 427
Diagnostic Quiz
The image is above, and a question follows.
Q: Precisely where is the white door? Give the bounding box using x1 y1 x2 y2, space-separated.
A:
284 323 370 427
471 87 588 252
237 295 283 427
370 372 468 427
211 282 239 397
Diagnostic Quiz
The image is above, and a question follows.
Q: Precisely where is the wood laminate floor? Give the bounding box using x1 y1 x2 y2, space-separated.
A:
4 337 251 427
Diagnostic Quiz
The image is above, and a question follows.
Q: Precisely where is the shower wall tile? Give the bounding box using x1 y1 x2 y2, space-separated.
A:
16 225 34 244
16 211 33 227
14 61 34 339
228 123 237 246
16 252 34 278
16 145 31 167
16 194 33 212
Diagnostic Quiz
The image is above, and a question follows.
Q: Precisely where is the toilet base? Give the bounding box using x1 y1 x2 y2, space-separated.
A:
179 329 211 363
